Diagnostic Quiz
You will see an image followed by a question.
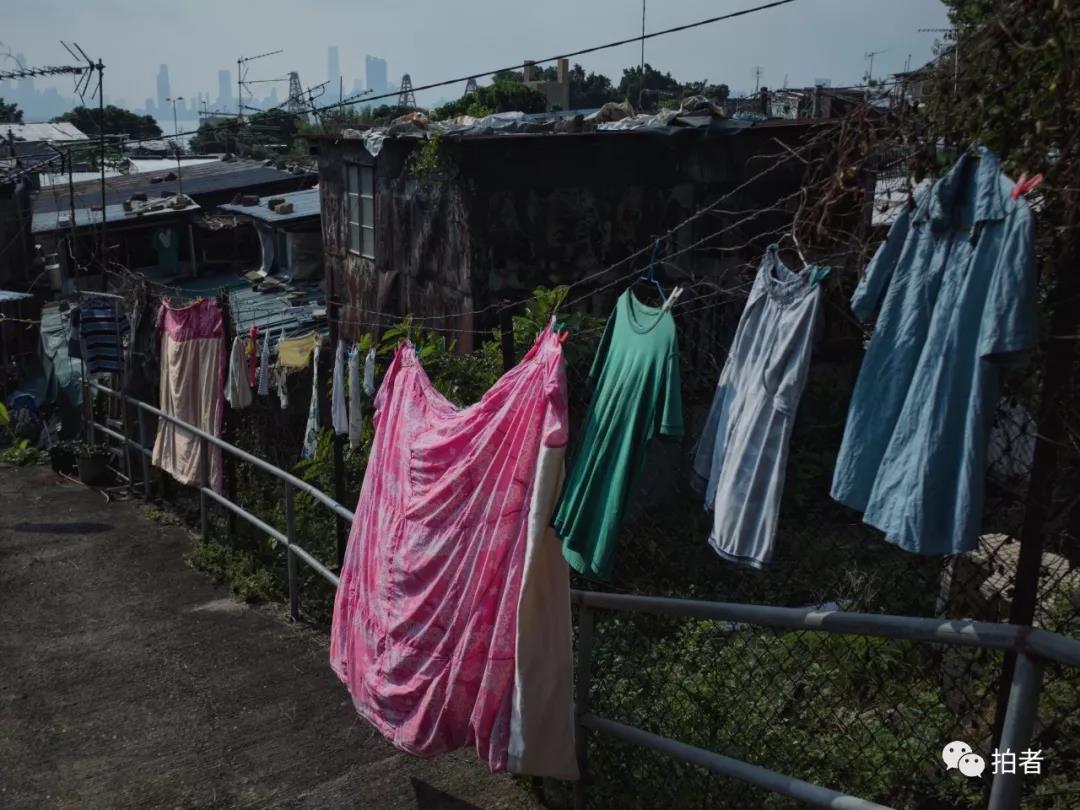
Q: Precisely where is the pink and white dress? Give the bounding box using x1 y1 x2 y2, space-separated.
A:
152 298 226 493
331 326 578 779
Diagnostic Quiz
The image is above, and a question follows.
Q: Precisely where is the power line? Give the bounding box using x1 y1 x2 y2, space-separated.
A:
59 0 802 151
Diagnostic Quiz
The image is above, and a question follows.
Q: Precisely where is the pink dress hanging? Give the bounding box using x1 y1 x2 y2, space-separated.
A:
331 326 577 779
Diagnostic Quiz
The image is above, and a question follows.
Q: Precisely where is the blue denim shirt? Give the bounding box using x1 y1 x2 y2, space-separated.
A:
830 147 1037 555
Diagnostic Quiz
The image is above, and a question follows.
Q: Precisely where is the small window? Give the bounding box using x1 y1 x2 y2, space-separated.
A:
347 164 375 259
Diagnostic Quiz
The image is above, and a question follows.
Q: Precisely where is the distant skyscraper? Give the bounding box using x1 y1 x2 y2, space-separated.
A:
217 69 232 109
156 64 171 110
365 56 388 98
328 46 340 88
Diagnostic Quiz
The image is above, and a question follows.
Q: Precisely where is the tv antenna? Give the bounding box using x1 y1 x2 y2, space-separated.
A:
236 48 283 122
864 49 887 84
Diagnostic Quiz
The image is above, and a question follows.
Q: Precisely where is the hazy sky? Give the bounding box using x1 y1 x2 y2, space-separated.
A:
3 0 950 114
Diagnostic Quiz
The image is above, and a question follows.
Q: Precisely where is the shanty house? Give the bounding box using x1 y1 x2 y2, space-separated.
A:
31 158 316 292
310 112 811 351
218 187 322 281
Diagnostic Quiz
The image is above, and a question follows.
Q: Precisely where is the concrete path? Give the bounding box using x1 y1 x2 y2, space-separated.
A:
0 465 537 809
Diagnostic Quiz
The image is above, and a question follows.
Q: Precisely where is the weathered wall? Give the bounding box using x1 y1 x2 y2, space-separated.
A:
315 124 808 347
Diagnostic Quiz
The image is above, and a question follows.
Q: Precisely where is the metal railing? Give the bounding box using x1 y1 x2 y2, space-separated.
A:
87 380 344 613
84 382 1080 810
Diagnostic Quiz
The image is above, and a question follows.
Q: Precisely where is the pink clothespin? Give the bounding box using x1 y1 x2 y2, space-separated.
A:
1012 173 1044 200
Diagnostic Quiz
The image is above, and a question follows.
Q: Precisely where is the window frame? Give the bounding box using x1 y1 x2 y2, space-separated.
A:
346 163 375 260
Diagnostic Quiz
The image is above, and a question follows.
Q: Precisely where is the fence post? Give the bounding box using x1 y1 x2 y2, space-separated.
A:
574 605 595 810
137 408 150 500
199 435 209 539
120 393 133 496
283 480 300 622
987 651 1044 810
499 301 515 373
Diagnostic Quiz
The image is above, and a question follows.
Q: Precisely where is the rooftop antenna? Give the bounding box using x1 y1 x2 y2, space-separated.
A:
397 73 416 110
864 49 886 84
752 65 764 93
237 48 283 122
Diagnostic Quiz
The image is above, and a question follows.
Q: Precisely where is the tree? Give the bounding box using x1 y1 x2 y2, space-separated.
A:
188 109 299 156
618 63 682 107
567 64 620 108
433 80 547 119
52 105 162 139
0 97 23 124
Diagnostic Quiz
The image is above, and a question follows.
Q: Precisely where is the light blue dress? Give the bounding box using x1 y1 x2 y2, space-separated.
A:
692 246 824 568
830 147 1037 555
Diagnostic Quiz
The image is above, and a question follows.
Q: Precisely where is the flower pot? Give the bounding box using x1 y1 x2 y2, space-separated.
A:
77 453 111 486
50 447 78 476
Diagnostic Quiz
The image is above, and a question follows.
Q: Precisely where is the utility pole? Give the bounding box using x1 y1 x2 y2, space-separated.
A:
640 0 646 77
166 96 184 197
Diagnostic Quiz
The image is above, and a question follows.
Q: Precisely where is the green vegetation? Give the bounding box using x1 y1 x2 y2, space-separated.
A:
433 79 547 119
0 97 22 123
189 108 298 157
52 104 162 139
188 540 280 603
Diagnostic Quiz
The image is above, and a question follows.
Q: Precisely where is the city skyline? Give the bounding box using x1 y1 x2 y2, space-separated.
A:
2 0 950 123
1 46 393 124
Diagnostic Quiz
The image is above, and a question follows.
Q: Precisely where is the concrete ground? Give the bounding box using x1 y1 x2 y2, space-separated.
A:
0 465 538 809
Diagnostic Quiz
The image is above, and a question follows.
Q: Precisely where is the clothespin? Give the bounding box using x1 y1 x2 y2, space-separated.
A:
1011 173 1044 200
662 286 685 311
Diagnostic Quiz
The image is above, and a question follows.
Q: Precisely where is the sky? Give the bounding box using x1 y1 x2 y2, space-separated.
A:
2 0 950 117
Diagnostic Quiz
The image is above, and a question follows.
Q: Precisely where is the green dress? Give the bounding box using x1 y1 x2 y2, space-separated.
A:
553 289 683 579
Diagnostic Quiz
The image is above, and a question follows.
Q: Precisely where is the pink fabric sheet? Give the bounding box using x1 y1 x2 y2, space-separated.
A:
151 299 225 493
331 326 570 773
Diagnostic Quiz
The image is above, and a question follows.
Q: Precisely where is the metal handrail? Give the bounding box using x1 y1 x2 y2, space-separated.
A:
87 380 343 605
84 380 1076 810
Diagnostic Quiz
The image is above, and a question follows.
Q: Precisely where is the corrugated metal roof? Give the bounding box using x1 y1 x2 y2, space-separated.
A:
0 290 34 303
2 122 89 143
139 269 328 349
32 199 201 234
218 187 320 224
34 158 315 214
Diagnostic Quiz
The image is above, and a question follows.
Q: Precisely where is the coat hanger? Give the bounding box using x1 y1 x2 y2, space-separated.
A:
635 238 668 304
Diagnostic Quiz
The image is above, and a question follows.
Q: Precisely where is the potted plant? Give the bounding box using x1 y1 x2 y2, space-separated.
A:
48 440 80 475
72 441 113 485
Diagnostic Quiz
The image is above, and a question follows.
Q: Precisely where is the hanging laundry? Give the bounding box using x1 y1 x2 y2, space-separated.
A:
347 344 364 448
225 335 253 409
277 331 318 370
331 339 348 436
245 326 259 388
363 347 376 396
692 246 824 569
70 297 130 374
331 326 577 779
257 330 271 396
272 366 289 409
301 339 321 459
152 298 225 493
831 147 1037 555
553 290 683 580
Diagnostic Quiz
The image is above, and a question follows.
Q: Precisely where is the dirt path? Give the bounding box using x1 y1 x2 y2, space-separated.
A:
0 465 537 809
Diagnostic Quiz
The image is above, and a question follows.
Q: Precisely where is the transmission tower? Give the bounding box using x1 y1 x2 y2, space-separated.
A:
463 77 478 96
398 74 416 109
286 72 308 115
